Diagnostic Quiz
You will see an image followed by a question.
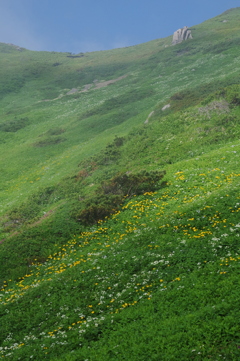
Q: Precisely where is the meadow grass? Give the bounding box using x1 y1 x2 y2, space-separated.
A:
0 139 239 360
0 7 240 360
0 7 240 216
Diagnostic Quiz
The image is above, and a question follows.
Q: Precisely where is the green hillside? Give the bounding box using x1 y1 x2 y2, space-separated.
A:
0 7 240 360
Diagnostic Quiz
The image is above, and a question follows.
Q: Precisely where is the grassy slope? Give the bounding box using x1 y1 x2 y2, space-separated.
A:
0 7 239 211
0 7 240 360
0 130 239 360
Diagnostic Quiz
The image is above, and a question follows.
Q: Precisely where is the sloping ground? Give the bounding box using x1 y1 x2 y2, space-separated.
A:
0 7 240 219
0 7 240 360
0 83 239 282
0 139 239 360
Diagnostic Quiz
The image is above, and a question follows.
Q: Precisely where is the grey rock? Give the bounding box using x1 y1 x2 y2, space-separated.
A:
144 111 154 124
66 88 78 95
82 84 92 92
198 100 230 118
172 26 192 45
162 104 170 111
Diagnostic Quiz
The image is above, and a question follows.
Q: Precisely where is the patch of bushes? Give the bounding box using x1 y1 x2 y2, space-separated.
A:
102 170 166 197
33 137 65 147
165 77 240 112
201 84 240 109
77 160 98 175
96 136 125 165
224 84 240 106
75 170 166 225
46 128 66 136
216 114 238 126
0 117 29 132
78 136 125 168
75 169 89 181
75 194 122 225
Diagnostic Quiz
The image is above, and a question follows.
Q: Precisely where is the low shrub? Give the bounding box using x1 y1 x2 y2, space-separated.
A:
0 117 29 132
33 136 65 147
167 78 240 112
225 84 240 105
75 170 166 225
46 128 66 136
101 170 166 197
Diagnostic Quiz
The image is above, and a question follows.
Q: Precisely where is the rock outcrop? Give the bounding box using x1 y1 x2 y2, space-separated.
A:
144 111 154 124
172 26 192 45
162 104 170 111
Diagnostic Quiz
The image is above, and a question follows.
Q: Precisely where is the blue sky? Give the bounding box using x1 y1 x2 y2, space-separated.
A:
0 0 239 53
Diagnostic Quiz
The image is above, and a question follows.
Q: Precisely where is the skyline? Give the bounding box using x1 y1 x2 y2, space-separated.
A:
0 1 239 53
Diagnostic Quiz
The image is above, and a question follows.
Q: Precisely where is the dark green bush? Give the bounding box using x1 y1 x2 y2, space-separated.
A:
225 84 240 105
0 117 29 132
33 136 65 147
75 194 122 225
75 170 166 225
82 136 125 167
167 77 240 112
101 170 166 197
46 128 66 136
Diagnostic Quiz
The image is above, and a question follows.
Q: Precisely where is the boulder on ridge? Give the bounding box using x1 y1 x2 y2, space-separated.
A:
172 26 192 45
